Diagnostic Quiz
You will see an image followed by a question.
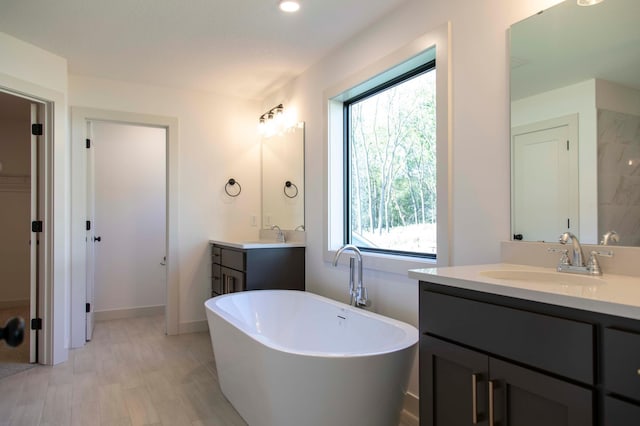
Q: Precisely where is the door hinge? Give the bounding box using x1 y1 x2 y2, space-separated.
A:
86 138 91 149
31 123 43 136
86 220 91 231
31 318 42 330
567 140 570 151
86 303 91 313
32 220 43 233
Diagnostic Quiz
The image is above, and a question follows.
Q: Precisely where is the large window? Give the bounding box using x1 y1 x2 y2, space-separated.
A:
344 61 436 258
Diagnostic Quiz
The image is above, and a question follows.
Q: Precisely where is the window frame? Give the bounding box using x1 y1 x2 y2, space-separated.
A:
323 23 451 274
342 60 437 259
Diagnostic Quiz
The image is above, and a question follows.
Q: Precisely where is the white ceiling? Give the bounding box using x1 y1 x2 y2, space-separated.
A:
0 0 407 100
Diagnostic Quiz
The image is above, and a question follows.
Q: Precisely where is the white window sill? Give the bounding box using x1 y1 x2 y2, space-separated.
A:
324 249 437 277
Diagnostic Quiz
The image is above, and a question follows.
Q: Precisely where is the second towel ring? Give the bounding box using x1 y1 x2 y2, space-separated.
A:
225 178 242 197
284 180 299 198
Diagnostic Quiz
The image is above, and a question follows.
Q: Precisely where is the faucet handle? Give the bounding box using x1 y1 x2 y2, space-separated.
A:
587 250 613 275
548 247 570 265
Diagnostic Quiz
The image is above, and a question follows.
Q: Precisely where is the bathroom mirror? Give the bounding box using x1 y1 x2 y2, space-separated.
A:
261 122 305 230
510 0 640 246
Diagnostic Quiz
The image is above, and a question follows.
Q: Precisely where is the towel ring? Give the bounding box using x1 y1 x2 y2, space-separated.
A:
225 178 242 197
284 181 299 198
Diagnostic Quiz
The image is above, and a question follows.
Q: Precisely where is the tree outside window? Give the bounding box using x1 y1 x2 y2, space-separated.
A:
346 65 436 257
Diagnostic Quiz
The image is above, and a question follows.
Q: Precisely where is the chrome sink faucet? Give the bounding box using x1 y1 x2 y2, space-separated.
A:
332 244 370 308
271 225 285 243
559 232 585 268
550 231 613 276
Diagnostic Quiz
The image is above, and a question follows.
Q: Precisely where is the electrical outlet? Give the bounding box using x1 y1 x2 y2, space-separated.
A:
250 215 257 227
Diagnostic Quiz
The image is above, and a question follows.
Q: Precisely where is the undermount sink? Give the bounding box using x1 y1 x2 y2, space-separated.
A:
479 269 605 286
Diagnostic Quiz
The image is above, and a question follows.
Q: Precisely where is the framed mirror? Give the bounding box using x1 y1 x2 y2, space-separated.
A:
261 122 305 230
510 0 640 246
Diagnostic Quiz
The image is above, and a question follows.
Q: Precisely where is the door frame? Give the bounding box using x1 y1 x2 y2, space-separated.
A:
70 107 179 346
0 85 54 365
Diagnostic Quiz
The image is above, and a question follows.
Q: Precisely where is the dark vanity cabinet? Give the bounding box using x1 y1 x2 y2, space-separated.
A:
419 281 640 426
211 243 304 297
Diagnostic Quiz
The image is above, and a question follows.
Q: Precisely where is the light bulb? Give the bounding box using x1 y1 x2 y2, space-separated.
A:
279 0 300 13
577 0 604 6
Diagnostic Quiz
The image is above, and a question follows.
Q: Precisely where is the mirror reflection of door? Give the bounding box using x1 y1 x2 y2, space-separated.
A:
512 115 579 242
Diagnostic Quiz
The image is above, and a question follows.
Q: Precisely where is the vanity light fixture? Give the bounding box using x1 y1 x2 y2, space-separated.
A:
279 0 300 13
258 104 284 124
577 0 603 6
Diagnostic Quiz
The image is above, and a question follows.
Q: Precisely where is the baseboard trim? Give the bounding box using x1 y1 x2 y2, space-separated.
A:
401 391 419 425
0 299 30 309
95 305 165 322
179 319 209 334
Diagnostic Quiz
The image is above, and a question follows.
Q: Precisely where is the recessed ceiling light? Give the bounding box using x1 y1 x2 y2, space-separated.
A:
577 0 604 6
279 0 300 13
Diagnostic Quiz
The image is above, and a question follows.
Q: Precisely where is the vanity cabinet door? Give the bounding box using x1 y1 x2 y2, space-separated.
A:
421 335 489 426
604 328 640 401
221 266 245 294
489 358 592 426
604 396 640 426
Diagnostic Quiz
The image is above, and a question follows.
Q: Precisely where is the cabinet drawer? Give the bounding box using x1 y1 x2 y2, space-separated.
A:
212 246 222 264
421 289 594 384
604 328 640 401
220 248 244 270
211 264 222 295
604 396 640 426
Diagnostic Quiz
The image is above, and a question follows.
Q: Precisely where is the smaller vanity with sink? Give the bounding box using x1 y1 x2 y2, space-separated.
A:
410 260 640 426
209 239 305 297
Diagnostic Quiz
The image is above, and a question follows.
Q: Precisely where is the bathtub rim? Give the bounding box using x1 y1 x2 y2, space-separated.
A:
205 289 418 358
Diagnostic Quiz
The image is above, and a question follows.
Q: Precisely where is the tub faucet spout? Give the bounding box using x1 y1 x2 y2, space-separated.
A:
332 244 370 308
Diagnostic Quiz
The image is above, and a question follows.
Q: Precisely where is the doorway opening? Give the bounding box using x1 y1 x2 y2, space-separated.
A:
70 107 179 348
87 121 167 337
0 89 46 369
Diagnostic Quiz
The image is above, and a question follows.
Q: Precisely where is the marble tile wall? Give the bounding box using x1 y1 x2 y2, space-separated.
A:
598 109 640 246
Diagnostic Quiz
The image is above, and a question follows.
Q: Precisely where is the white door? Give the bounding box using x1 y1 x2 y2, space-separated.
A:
85 121 95 341
90 122 167 322
512 116 579 242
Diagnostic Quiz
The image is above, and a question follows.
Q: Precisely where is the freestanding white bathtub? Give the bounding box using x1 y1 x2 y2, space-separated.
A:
204 290 418 426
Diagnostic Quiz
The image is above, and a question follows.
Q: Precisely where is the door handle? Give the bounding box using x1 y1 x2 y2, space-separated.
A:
160 256 166 266
93 236 102 242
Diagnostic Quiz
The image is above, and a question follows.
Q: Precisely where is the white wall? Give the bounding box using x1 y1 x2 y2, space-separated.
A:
262 0 566 398
0 31 69 365
69 75 261 331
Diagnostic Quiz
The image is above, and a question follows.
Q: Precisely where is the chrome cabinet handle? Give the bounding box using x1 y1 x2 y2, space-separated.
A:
471 373 478 424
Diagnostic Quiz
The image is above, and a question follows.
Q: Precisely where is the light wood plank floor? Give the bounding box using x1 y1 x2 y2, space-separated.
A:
0 315 417 426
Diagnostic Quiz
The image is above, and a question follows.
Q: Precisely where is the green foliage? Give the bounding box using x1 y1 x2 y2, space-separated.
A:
349 69 436 251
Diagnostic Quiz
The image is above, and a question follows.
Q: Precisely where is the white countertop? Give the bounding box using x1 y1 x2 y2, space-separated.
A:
409 263 640 320
209 239 305 249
